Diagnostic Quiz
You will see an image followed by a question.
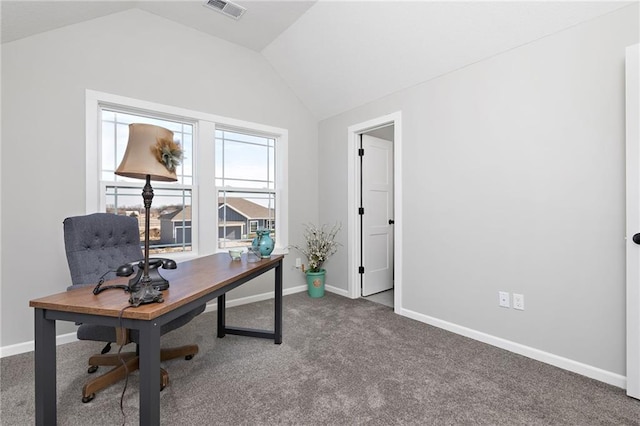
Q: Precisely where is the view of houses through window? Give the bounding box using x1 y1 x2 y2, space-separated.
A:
99 107 278 254
105 185 193 254
216 129 276 249
101 110 194 254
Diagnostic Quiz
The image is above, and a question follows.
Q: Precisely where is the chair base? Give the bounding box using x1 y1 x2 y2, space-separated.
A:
82 344 199 402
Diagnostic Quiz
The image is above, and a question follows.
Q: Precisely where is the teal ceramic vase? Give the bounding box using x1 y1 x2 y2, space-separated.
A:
306 269 326 298
252 228 274 258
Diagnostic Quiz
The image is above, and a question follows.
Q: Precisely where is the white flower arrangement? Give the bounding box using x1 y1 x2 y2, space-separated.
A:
291 223 341 273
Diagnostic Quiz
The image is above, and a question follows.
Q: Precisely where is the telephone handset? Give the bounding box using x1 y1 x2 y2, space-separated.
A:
92 258 176 306
116 258 177 292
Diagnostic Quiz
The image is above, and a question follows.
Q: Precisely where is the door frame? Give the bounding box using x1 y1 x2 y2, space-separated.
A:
625 43 639 399
347 111 402 313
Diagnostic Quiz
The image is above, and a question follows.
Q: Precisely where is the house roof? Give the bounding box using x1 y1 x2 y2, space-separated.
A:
160 205 192 222
159 199 274 222
218 197 274 220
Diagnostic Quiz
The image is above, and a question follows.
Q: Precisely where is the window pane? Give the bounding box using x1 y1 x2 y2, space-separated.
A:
105 186 192 254
115 123 129 178
101 109 194 184
221 140 268 183
100 109 195 254
179 132 193 185
102 110 116 121
215 138 223 186
215 130 275 189
268 143 275 190
218 190 275 249
219 130 271 145
101 122 115 173
216 129 277 250
111 111 184 133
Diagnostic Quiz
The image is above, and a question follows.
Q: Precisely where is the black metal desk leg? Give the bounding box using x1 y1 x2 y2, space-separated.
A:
275 259 283 344
217 294 226 338
138 321 161 425
34 308 56 426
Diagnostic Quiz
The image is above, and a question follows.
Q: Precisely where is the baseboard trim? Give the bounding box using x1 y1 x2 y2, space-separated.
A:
202 285 307 314
399 307 627 389
0 331 79 358
1 285 308 358
325 284 350 297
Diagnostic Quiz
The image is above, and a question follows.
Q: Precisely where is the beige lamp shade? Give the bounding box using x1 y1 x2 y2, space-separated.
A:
115 123 178 182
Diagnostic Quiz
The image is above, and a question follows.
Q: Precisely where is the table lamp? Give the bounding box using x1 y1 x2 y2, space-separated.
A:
115 123 182 304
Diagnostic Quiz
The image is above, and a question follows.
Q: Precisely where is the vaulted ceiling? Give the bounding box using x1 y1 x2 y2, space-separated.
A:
2 1 635 120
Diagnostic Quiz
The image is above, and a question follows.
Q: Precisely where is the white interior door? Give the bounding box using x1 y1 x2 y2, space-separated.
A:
625 43 640 400
361 134 394 296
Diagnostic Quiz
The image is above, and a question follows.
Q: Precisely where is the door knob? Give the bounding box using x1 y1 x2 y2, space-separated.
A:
634 233 640 245
388 219 395 225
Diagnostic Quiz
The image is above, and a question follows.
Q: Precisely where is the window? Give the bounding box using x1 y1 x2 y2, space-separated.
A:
86 90 289 258
100 110 194 254
249 221 259 234
216 130 276 249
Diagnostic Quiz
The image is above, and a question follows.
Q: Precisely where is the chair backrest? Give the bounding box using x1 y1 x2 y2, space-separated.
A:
63 213 143 286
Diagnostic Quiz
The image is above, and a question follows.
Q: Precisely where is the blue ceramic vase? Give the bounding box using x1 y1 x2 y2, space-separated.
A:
252 228 274 258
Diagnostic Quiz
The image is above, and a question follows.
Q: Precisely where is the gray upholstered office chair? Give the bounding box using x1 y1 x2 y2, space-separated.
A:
63 213 206 403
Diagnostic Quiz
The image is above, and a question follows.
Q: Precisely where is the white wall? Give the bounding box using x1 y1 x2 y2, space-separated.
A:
0 9 317 348
319 4 639 377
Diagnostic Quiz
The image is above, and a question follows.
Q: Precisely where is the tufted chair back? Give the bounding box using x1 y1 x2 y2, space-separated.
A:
62 213 203 403
63 213 143 287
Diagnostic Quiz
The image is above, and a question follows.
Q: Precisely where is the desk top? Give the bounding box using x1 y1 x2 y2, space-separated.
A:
30 253 284 321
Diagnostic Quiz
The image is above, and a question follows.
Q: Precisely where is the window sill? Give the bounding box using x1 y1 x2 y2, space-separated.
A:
171 247 289 265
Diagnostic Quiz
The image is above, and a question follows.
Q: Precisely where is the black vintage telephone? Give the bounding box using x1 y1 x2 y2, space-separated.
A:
92 258 177 297
116 258 177 292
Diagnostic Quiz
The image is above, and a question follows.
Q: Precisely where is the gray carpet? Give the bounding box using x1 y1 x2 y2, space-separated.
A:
1 292 639 425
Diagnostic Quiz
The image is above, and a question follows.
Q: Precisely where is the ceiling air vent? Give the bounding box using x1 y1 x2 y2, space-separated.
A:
203 0 247 20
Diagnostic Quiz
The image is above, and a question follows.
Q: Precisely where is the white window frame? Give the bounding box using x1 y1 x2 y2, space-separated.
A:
100 112 195 255
85 90 289 258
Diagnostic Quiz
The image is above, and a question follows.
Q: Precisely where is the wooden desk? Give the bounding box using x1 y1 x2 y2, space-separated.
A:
30 253 283 425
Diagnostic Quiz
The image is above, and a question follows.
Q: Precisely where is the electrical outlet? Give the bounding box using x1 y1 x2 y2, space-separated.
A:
295 258 302 268
513 293 525 310
498 291 510 308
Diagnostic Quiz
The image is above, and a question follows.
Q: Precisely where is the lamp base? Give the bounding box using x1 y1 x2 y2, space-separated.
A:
127 260 170 292
129 282 164 305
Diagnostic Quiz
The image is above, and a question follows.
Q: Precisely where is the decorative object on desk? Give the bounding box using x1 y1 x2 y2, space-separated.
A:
252 228 274 258
115 123 183 305
291 223 341 298
228 248 243 261
247 246 262 262
117 257 177 292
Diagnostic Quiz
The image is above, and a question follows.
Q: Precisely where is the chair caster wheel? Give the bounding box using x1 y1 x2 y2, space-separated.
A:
82 394 95 403
87 365 98 374
185 354 194 360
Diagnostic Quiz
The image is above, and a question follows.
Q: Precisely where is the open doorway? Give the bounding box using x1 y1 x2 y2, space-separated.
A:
347 112 402 313
360 127 395 307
